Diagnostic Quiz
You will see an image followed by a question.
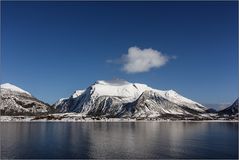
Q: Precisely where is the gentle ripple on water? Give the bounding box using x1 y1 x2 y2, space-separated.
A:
0 122 238 159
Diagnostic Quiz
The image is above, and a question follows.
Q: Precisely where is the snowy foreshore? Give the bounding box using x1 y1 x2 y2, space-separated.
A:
1 115 238 122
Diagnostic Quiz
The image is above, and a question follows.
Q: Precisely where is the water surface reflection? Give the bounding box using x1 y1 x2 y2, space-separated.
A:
1 122 238 159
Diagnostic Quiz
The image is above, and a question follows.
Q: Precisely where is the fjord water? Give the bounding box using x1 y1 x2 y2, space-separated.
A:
1 122 238 159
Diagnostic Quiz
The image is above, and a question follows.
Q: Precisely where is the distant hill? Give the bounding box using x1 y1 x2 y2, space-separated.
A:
0 83 54 116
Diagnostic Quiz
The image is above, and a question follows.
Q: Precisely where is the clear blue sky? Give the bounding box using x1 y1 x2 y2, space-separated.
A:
1 1 238 105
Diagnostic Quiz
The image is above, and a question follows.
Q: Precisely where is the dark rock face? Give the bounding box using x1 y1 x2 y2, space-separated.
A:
218 98 238 115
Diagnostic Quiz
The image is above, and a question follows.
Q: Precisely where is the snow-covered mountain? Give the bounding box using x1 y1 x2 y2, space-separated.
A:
0 83 53 115
54 80 207 118
218 98 238 115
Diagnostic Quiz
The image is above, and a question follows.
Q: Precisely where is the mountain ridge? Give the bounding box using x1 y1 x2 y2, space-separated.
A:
1 81 237 120
54 80 207 118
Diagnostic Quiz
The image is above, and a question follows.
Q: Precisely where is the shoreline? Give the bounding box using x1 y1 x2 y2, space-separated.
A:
1 121 238 122
0 116 238 123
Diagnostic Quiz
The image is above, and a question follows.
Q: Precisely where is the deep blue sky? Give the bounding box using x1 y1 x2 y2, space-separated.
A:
1 1 238 105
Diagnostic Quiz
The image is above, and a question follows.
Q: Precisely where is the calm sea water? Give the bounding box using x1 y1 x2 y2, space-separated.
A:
0 122 238 159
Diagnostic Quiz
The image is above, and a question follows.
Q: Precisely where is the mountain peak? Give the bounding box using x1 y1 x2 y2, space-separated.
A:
0 83 31 95
72 89 85 98
87 80 151 99
165 89 178 96
95 79 130 86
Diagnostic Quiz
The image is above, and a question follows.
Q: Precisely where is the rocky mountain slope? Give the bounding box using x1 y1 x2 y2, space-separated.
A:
54 80 208 118
218 98 238 116
0 83 53 115
2 81 237 120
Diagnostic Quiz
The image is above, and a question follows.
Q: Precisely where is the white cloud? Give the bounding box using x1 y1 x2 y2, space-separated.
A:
121 47 170 73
